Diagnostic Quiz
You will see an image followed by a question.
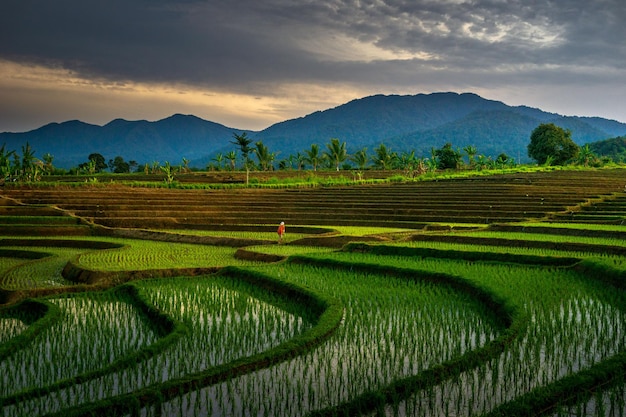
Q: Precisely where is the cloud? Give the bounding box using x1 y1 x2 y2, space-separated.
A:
0 0 625 131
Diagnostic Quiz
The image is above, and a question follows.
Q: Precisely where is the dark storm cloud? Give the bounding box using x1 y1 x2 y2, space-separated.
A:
1 0 625 133
2 0 624 90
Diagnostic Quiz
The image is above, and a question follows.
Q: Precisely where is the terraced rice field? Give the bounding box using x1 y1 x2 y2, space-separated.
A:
1 168 626 416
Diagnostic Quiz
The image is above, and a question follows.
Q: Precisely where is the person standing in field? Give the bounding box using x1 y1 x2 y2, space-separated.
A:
277 221 285 243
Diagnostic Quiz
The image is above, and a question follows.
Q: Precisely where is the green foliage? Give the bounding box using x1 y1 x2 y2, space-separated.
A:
370 143 397 170
434 142 462 169
588 135 626 162
323 138 348 171
108 156 130 173
528 123 580 165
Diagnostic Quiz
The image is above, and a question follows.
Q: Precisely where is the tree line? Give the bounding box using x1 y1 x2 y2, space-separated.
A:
0 123 612 183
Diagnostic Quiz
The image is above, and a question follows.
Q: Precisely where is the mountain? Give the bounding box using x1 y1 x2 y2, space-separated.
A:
0 114 248 168
2 92 626 168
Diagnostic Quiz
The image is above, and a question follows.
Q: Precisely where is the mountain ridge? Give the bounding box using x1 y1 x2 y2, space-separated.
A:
2 92 626 169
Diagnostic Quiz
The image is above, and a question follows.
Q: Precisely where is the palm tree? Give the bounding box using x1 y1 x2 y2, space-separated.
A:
253 141 275 171
230 132 253 184
324 138 348 171
350 147 369 170
475 154 488 170
463 145 477 168
294 152 306 171
305 144 322 171
371 144 397 170
21 142 36 181
0 144 16 179
577 144 596 167
224 151 237 171
211 153 224 171
42 153 54 175
398 150 417 177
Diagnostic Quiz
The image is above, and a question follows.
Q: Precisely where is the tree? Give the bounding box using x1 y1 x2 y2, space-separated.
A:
42 153 54 175
88 153 107 173
230 132 253 184
350 148 369 170
109 156 130 173
253 141 275 171
305 144 322 171
577 144 596 167
463 145 478 168
294 152 306 171
0 144 15 179
224 151 237 171
21 142 36 180
211 153 224 171
528 123 579 165
371 144 397 170
398 151 420 177
434 143 462 170
324 138 348 171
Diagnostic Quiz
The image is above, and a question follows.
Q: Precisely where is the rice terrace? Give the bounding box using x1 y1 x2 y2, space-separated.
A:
1 167 626 417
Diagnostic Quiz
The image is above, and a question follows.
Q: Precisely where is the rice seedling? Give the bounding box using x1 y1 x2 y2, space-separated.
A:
549 380 626 417
455 230 626 247
155 261 502 417
387 239 622 260
243 245 336 257
306 251 626 416
0 317 27 344
156 229 310 242
325 226 420 236
0 289 160 399
76 240 262 271
2 274 314 417
517 222 626 232
0 247 81 289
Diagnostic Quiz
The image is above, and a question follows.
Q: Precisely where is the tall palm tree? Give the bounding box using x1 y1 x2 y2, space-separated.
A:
21 142 36 180
324 138 348 171
230 132 253 184
305 144 322 171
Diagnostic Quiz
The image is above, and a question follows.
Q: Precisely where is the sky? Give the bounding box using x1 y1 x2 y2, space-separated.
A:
1 0 625 133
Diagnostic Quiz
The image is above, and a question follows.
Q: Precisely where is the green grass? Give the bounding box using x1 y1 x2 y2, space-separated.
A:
386 239 623 259
0 247 80 289
156 229 309 242
76 240 261 271
518 221 626 231
455 230 626 247
244 245 336 256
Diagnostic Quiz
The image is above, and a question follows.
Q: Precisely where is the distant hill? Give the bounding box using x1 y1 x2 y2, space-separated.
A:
2 92 626 169
589 136 626 161
0 114 248 169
